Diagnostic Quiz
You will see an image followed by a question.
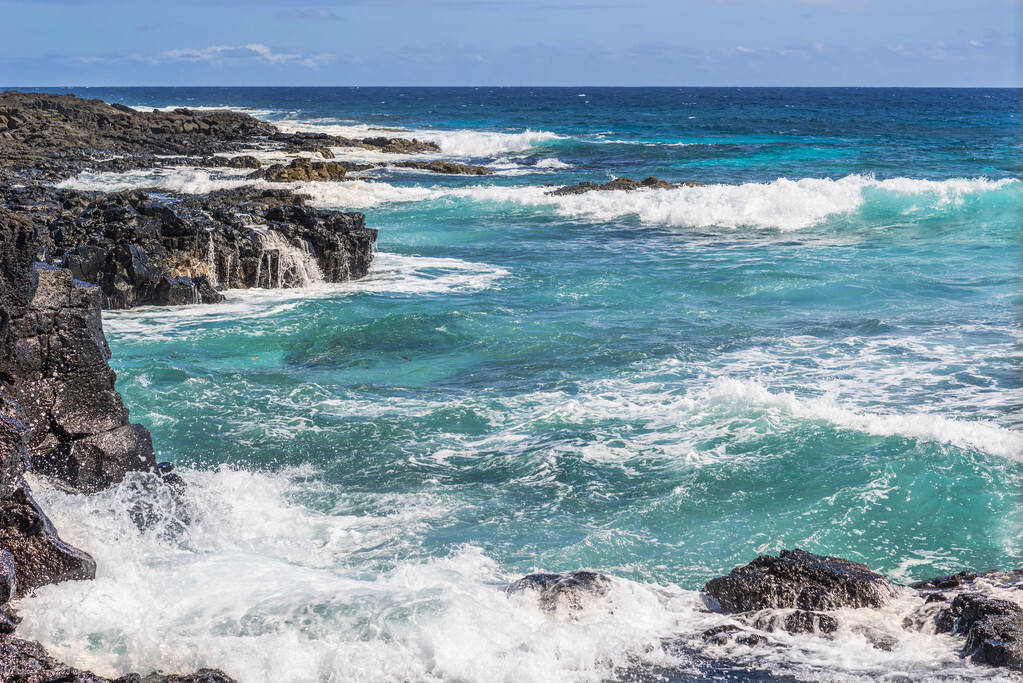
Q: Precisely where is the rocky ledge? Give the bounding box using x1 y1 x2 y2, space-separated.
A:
2 185 376 310
511 549 1023 676
548 176 702 195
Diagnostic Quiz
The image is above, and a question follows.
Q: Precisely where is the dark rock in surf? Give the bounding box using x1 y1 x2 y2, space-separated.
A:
9 263 158 491
548 176 702 196
275 130 440 155
507 570 612 616
0 635 237 682
703 549 895 612
393 160 494 175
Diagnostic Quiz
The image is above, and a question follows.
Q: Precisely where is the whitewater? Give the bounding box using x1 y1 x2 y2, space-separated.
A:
17 86 1023 682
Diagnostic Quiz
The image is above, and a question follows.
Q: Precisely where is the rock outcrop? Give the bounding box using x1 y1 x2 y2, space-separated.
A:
275 131 440 155
548 176 702 196
247 157 347 182
703 548 896 612
0 91 275 180
507 570 613 617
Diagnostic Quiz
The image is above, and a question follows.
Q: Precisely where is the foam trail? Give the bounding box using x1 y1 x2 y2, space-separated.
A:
57 172 1019 231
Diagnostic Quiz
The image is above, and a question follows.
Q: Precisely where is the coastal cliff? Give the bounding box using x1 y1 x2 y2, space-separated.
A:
0 92 385 679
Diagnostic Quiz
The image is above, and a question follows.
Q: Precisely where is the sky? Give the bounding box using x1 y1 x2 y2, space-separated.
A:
0 0 1020 87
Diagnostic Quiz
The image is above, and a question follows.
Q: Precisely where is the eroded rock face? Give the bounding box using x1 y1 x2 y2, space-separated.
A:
548 176 702 196
703 549 895 613
507 570 613 616
3 186 377 310
10 263 157 492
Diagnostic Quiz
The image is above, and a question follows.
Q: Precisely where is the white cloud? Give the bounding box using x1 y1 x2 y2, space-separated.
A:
156 44 334 68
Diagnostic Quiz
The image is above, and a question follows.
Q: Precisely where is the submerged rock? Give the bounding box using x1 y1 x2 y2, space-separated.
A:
393 160 494 175
507 570 612 616
276 131 440 155
548 176 702 196
0 635 236 682
703 549 895 612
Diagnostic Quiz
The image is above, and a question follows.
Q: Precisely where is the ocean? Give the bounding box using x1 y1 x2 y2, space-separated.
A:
13 86 1023 681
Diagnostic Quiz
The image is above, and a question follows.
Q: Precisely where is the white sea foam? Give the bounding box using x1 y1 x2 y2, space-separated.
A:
699 377 1023 461
276 119 563 158
15 468 1012 682
535 158 572 169
15 470 700 683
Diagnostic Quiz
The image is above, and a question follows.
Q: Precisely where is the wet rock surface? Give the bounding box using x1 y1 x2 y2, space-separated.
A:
393 160 494 175
703 548 895 612
507 570 613 616
548 176 702 196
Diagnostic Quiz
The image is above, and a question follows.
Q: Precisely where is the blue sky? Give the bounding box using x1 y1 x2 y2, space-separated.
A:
1 0 1019 86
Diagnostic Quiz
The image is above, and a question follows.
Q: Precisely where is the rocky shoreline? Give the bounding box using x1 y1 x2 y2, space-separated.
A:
1 91 1019 681
510 550 1023 677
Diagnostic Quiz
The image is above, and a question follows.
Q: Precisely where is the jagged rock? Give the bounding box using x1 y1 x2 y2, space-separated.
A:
393 160 494 175
507 570 612 616
249 157 346 182
935 593 1023 670
8 263 157 491
0 486 96 594
703 549 895 612
313 147 335 159
548 176 702 196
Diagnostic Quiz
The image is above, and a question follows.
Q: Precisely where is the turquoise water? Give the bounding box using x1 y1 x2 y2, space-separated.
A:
18 88 1023 681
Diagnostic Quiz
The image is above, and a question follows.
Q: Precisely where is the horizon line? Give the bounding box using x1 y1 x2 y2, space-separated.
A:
4 84 1022 90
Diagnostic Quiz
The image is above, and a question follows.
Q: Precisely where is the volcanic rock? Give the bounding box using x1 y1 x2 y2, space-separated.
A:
393 160 494 175
703 549 895 612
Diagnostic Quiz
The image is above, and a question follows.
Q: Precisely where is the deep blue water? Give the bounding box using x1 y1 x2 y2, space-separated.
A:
16 87 1023 682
